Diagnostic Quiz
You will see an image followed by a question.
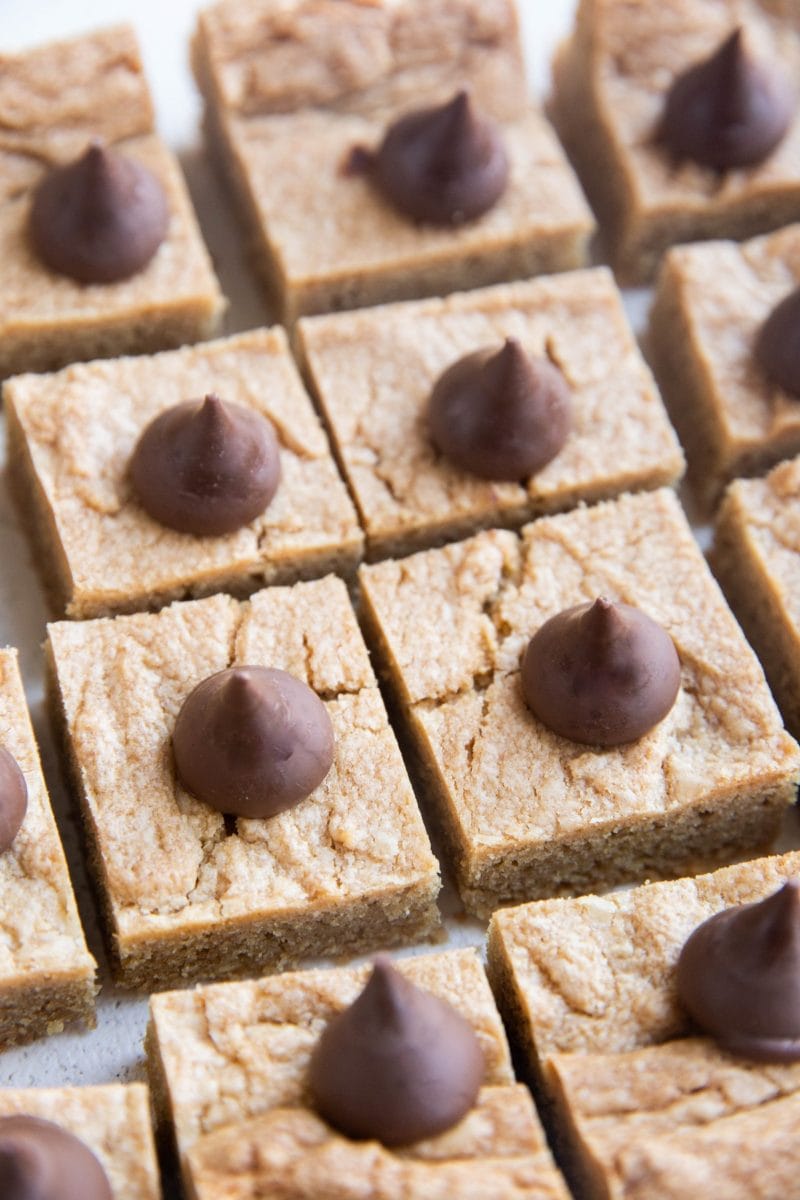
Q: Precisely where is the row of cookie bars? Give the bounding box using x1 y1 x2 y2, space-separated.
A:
7 227 800 618
1 480 795 1024
5 0 800 383
0 5 594 381
3 0 800 1043
22 844 799 1200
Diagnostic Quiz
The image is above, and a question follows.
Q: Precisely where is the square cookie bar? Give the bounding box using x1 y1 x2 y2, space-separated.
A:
487 851 800 1198
550 0 800 282
714 457 800 737
6 329 363 619
0 647 95 1046
147 947 569 1200
0 1083 160 1200
0 25 225 377
192 0 594 324
546 1040 800 1200
486 849 800 1071
46 575 441 990
298 271 684 558
359 489 800 916
649 225 800 509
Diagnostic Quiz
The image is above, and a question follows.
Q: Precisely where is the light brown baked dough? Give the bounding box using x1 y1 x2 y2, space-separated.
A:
47 576 440 990
6 329 363 619
486 848 800 1078
0 647 95 1046
649 225 800 509
0 1084 160 1200
359 489 800 915
192 0 593 322
184 1099 569 1200
0 25 225 377
546 1039 800 1200
550 0 800 282
147 947 568 1199
298 271 684 559
713 457 800 736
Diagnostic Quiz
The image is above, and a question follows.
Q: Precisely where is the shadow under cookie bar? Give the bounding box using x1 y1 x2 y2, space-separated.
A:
191 0 594 325
359 489 800 917
485 850 800 1198
5 328 363 619
0 1083 160 1200
648 225 800 511
0 25 225 379
146 947 569 1200
712 458 800 739
0 647 96 1047
297 270 684 561
46 576 441 991
549 0 800 283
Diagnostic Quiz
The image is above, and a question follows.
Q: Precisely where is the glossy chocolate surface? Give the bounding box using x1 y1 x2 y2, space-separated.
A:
521 597 681 746
30 142 169 283
173 666 334 818
308 958 484 1146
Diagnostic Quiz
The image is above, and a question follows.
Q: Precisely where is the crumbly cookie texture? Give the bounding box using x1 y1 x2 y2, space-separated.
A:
546 1039 800 1200
649 225 800 510
298 271 683 558
0 1084 160 1200
47 576 440 990
6 328 363 619
714 457 800 736
148 949 513 1151
192 0 593 323
148 948 569 1200
0 647 95 1046
0 25 153 202
0 25 224 378
550 0 800 282
359 489 800 915
486 849 800 1077
184 1098 569 1200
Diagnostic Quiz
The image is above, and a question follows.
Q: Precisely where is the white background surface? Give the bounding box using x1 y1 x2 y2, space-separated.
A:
2 0 777 1128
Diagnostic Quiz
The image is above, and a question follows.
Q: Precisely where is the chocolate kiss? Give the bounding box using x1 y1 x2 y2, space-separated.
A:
521 597 681 746
173 666 334 818
29 141 169 283
677 882 800 1062
660 28 794 169
428 338 571 480
129 394 281 536
372 89 509 225
755 286 800 398
0 748 27 854
0 1115 112 1200
308 958 484 1146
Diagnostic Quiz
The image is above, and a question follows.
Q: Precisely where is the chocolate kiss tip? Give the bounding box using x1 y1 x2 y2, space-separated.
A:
173 666 334 819
29 139 169 284
762 880 800 945
372 87 508 225
677 881 800 1062
196 393 232 437
660 22 793 169
366 958 407 1021
308 958 484 1146
428 339 571 481
521 598 681 746
129 395 281 537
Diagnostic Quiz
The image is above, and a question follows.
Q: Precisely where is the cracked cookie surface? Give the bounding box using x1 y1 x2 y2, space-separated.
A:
360 489 800 913
47 576 439 988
